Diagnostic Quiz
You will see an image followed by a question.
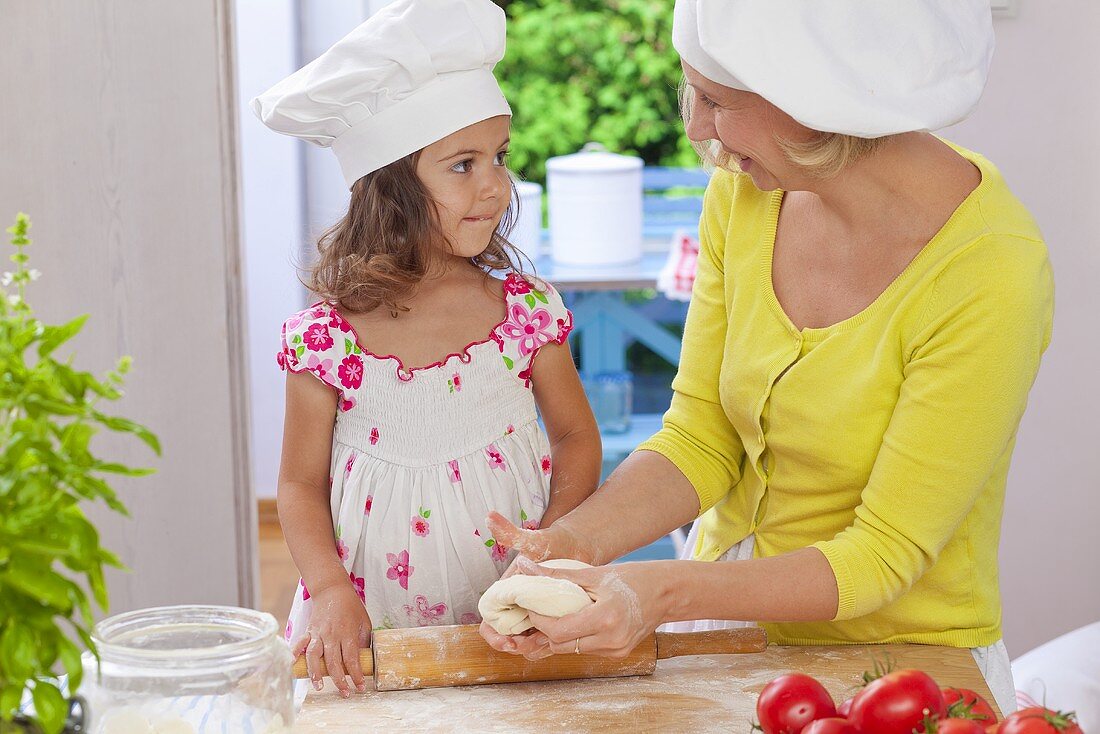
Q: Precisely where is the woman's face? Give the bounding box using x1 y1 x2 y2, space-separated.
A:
681 62 815 191
416 115 512 259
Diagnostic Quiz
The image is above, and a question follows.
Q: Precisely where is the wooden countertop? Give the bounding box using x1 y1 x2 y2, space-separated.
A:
294 643 999 732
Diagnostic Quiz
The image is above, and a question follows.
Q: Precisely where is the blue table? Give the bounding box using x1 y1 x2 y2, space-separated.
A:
531 257 684 562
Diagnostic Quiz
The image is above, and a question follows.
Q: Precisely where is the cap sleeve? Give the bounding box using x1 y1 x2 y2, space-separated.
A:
277 302 354 396
498 274 574 387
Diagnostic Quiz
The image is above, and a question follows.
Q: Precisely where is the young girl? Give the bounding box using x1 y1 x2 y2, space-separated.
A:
252 0 601 698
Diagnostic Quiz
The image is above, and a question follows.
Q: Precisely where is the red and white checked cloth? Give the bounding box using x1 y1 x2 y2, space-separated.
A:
656 230 699 301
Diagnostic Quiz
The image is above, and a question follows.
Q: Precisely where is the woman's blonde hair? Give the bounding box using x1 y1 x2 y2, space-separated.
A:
305 150 526 314
677 78 887 179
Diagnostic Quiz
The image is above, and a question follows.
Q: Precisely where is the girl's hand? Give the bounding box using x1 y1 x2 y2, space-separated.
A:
291 583 373 697
480 556 670 660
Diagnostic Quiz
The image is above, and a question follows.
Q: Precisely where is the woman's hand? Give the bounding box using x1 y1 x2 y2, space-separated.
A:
290 583 373 698
487 510 595 566
480 556 672 660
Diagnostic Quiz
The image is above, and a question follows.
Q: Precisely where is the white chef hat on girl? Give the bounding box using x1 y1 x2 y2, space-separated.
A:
673 0 995 138
251 0 511 189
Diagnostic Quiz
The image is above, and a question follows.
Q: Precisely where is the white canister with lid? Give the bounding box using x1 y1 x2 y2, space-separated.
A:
506 179 543 263
546 143 643 266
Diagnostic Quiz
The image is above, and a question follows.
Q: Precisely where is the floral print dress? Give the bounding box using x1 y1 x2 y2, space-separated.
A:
277 273 573 637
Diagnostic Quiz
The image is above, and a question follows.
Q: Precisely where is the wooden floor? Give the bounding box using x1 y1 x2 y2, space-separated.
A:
259 518 297 629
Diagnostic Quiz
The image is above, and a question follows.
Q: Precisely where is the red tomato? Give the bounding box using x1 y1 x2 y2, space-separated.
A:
756 673 838 734
932 720 987 734
837 698 854 717
996 707 1082 734
801 718 861 734
848 669 946 734
943 688 998 727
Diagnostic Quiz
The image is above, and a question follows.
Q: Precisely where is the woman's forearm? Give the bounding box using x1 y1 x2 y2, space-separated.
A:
540 425 602 527
654 547 840 623
277 480 349 594
552 449 700 565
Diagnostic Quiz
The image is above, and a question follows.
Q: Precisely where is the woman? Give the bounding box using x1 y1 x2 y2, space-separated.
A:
480 0 1052 710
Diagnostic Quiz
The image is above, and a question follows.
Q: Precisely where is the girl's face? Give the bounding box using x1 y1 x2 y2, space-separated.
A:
681 62 815 191
416 115 512 259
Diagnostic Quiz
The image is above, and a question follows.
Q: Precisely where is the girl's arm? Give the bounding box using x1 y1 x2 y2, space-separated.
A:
277 371 343 596
530 340 601 528
277 370 370 698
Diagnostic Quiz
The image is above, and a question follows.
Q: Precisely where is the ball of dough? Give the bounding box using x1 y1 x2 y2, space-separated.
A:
478 559 595 635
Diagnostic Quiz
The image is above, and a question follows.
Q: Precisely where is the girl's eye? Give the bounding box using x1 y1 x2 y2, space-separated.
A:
494 150 509 166
451 159 473 173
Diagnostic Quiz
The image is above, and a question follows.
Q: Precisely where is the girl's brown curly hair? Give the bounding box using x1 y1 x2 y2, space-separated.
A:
306 150 529 314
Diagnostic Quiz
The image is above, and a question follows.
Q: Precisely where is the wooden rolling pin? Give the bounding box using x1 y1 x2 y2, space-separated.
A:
291 623 767 691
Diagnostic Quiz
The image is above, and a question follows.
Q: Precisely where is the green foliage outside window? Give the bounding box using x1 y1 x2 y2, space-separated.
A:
496 0 695 183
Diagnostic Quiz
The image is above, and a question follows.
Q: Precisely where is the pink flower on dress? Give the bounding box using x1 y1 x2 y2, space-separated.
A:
404 595 448 627
369 427 380 445
505 424 515 435
541 455 552 475
339 395 356 412
517 364 533 387
300 580 310 601
500 303 554 357
503 276 532 296
447 460 461 483
276 350 293 370
349 571 365 602
328 311 353 333
285 313 306 331
364 495 373 515
345 453 357 476
490 541 508 563
411 516 430 537
485 444 507 472
451 373 462 392
305 354 335 385
304 322 333 352
386 550 413 590
336 538 349 561
338 354 364 389
522 519 541 531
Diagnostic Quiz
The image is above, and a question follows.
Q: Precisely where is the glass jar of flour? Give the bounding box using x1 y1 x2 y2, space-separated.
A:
79 605 293 733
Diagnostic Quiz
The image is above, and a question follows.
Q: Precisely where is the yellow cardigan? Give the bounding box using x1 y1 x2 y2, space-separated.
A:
637 144 1053 647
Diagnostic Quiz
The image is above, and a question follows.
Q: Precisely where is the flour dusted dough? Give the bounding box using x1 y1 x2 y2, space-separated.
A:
478 559 595 635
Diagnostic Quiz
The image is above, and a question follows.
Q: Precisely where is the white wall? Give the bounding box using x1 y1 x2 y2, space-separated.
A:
0 0 255 610
238 0 393 499
945 2 1100 656
234 0 307 501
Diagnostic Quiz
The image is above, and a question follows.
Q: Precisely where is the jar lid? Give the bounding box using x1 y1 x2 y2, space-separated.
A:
547 142 643 174
91 604 279 667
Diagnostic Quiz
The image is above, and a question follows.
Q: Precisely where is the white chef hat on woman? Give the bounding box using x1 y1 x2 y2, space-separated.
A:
673 0 995 138
251 0 512 189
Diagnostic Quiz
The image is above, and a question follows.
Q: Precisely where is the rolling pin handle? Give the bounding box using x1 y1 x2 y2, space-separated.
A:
655 627 768 659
